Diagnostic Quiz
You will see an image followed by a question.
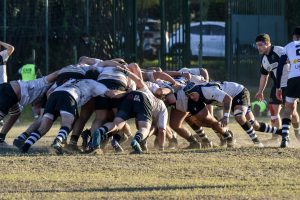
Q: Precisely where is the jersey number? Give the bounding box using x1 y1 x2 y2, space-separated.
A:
134 95 141 102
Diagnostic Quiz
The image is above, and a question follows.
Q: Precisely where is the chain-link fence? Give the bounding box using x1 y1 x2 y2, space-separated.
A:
227 0 286 86
0 0 114 79
0 0 297 86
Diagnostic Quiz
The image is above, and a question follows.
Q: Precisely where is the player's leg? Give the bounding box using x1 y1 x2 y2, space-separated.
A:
193 106 234 148
51 111 76 154
268 103 282 140
13 111 43 149
234 105 263 147
169 108 200 149
69 98 94 148
185 115 213 148
291 101 300 141
131 120 152 154
280 99 296 147
21 114 54 153
0 104 21 146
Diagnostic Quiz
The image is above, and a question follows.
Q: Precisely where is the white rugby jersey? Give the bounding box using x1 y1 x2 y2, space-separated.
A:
283 41 300 79
190 75 206 84
58 64 86 75
97 66 136 90
220 81 244 98
175 88 189 112
92 59 103 67
201 86 226 103
0 50 9 64
140 87 168 129
0 50 9 83
175 74 205 85
54 79 108 107
178 67 200 76
98 66 127 83
18 76 51 106
145 81 160 94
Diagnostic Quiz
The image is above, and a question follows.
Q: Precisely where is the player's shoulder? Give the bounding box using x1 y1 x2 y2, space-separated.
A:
284 41 298 49
273 45 285 56
273 45 284 52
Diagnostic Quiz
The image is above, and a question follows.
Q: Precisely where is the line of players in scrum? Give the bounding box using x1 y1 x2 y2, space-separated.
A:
1 56 298 154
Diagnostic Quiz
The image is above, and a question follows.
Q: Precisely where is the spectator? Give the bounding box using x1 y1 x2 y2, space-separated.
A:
77 33 92 58
19 61 42 81
18 60 43 119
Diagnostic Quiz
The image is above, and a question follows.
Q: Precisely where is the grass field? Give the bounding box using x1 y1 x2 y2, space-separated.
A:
1 119 300 199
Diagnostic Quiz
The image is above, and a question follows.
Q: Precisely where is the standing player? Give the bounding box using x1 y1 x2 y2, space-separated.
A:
0 41 14 83
255 34 300 140
276 26 300 147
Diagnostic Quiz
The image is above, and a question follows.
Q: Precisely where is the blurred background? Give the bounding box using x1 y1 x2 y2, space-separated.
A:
0 0 298 86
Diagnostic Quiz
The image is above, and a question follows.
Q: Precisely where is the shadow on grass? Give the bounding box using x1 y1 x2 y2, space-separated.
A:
0 145 292 157
0 146 53 156
3 184 245 194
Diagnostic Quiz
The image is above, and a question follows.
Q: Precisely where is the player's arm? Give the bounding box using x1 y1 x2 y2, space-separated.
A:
98 60 124 67
218 93 232 127
153 71 177 84
164 70 183 78
202 86 232 127
78 56 101 65
152 71 182 91
0 41 15 56
155 88 172 98
115 66 146 89
46 70 59 83
255 67 269 101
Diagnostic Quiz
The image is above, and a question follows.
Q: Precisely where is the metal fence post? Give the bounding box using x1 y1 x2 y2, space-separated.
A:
3 0 6 42
32 49 36 64
226 0 232 80
45 0 49 74
86 0 90 35
73 46 77 64
113 0 116 58
183 0 190 68
160 0 166 70
132 0 137 62
198 0 203 68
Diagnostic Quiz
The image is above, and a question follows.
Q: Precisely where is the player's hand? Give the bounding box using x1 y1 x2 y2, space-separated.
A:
182 72 192 80
255 92 264 101
172 83 182 92
115 65 127 71
114 65 129 75
276 88 282 101
219 116 229 127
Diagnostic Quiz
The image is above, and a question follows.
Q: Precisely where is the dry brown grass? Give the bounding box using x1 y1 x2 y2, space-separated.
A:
0 119 300 199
